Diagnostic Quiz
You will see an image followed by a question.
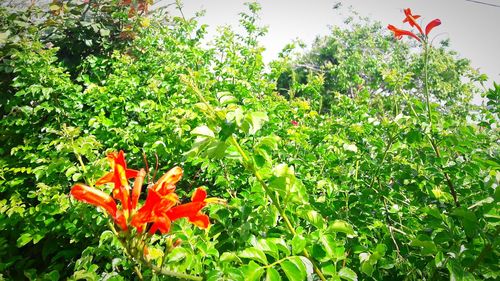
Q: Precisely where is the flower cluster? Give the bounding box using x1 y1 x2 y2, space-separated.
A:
387 8 441 42
70 151 223 235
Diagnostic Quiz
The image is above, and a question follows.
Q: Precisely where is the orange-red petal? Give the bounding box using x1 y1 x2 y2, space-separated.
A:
115 209 128 230
70 183 117 218
167 202 205 221
425 19 441 36
153 166 183 195
131 169 146 210
191 187 207 202
388 24 421 42
188 213 210 229
95 172 114 186
149 216 171 235
131 188 162 228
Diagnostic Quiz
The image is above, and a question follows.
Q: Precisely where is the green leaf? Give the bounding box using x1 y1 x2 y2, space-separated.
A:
327 220 356 236
239 247 268 265
410 237 437 255
435 252 445 268
253 239 280 260
281 257 306 281
99 28 110 37
244 261 264 281
320 234 336 257
338 267 358 281
360 260 374 276
265 267 281 281
219 121 236 141
247 112 268 135
0 30 11 44
343 143 358 153
256 135 281 151
205 141 229 159
292 234 306 255
17 233 32 247
220 252 241 263
220 95 238 105
447 260 467 281
191 125 215 138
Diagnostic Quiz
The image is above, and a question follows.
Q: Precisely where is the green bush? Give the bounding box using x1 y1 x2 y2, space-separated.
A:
0 1 498 280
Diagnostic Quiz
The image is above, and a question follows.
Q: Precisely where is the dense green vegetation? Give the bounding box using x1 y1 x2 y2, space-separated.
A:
0 1 498 280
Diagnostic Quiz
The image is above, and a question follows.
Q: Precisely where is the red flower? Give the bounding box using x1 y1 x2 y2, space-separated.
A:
71 152 224 236
71 183 117 216
291 120 299 126
403 8 423 35
387 24 421 42
425 19 441 36
388 8 441 42
95 151 139 214
131 187 178 234
166 188 211 229
132 166 191 234
151 166 183 196
70 183 127 230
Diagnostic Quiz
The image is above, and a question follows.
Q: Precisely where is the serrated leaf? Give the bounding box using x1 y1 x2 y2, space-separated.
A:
239 247 268 265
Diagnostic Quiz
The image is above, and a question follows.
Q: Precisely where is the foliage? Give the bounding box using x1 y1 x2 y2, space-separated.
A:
276 14 484 114
0 1 498 280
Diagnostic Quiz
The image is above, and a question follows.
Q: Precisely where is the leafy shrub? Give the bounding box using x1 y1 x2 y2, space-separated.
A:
0 1 498 280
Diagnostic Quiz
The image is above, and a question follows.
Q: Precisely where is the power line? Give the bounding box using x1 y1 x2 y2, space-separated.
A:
465 0 500 8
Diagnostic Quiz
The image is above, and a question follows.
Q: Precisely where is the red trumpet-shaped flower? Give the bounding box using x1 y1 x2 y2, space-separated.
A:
70 183 127 230
387 24 421 42
71 183 117 217
166 187 217 229
95 150 139 215
388 8 441 42
71 152 224 236
403 8 423 35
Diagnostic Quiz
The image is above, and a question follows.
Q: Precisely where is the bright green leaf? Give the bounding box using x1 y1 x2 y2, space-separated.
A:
239 247 268 265
338 267 358 281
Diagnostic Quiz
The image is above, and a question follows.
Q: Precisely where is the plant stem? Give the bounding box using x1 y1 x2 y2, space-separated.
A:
109 221 202 281
423 43 433 129
421 43 459 207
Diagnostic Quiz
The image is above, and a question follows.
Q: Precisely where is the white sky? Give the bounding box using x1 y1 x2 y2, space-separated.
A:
157 0 500 86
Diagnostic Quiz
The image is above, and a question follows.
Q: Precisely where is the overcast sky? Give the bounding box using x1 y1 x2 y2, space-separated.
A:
157 0 500 86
